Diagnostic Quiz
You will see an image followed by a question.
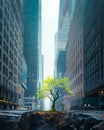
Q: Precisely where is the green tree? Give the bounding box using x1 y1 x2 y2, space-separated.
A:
37 76 73 111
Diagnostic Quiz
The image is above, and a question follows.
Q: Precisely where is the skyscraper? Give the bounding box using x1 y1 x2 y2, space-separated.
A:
54 0 75 110
83 0 104 109
23 0 42 98
0 0 23 109
55 0 69 78
55 0 75 78
65 0 84 110
65 0 104 110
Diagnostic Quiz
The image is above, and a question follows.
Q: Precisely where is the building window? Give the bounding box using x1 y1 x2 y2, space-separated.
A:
0 35 2 45
0 22 2 32
3 53 5 63
80 74 82 83
3 65 8 76
3 41 8 54
0 48 1 58
10 30 14 41
101 66 103 80
0 8 2 20
14 76 17 84
5 67 8 77
4 30 9 43
4 7 9 20
9 61 13 70
14 57 17 66
3 77 6 86
14 67 17 75
6 0 9 11
3 65 5 75
95 70 99 82
81 91 82 98
0 61 1 71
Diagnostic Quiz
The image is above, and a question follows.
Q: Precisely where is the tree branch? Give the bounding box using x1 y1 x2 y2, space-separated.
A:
55 89 59 99
47 95 53 102
55 93 64 101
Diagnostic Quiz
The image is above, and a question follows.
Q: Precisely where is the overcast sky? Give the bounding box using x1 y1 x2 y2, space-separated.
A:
42 0 59 79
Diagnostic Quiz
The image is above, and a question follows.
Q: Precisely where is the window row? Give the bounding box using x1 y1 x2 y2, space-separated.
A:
86 70 99 87
87 35 99 58
3 53 8 65
9 50 13 61
76 90 83 100
3 44 18 67
0 22 2 32
4 6 9 20
3 65 8 76
3 77 8 87
70 60 83 79
8 82 14 91
0 8 2 20
0 35 2 45
86 24 98 45
4 29 9 43
3 41 8 54
86 53 99 73
71 73 83 88
4 18 9 31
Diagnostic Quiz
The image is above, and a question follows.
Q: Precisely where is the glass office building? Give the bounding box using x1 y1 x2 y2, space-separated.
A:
23 0 42 98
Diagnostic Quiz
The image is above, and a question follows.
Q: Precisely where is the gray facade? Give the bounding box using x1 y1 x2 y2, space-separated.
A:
65 0 84 110
65 0 104 110
0 0 23 109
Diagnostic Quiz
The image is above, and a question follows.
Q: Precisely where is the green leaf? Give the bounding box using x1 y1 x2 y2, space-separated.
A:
37 75 73 101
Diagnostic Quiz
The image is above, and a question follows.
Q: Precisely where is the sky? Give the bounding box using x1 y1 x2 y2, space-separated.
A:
42 0 59 79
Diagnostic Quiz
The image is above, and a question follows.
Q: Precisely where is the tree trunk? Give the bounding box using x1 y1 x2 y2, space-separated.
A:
51 101 56 111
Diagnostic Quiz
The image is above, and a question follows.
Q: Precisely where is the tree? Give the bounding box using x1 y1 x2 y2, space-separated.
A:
37 76 73 111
